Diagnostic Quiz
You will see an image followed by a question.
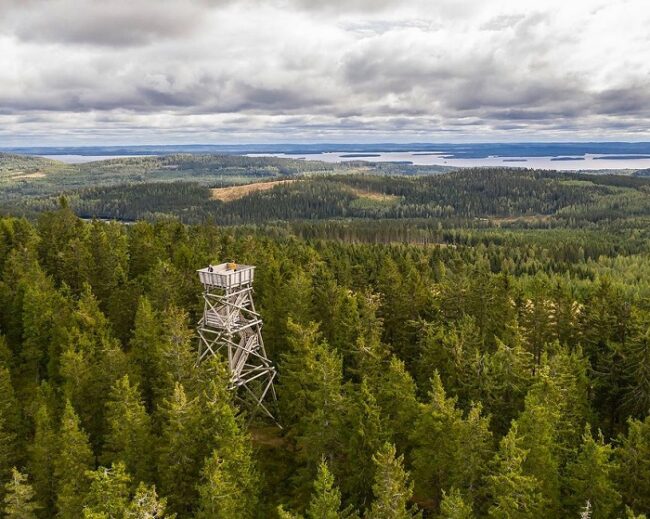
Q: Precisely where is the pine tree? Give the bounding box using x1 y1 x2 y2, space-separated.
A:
3 468 40 519
565 424 620 518
102 375 153 485
438 488 474 519
82 463 130 518
54 401 94 519
366 443 420 519
485 422 545 519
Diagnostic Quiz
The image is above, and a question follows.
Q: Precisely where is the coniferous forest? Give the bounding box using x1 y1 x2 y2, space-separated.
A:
1 161 650 517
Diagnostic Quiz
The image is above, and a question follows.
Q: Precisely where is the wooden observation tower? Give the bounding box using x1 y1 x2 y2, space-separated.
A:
197 262 277 421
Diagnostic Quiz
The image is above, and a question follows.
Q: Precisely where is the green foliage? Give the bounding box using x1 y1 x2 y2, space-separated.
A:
438 488 474 519
411 373 492 511
485 423 545 519
0 364 20 485
366 443 420 519
616 416 650 512
82 463 131 518
124 482 174 519
0 201 648 516
565 425 620 518
54 401 94 518
3 468 40 518
102 375 153 484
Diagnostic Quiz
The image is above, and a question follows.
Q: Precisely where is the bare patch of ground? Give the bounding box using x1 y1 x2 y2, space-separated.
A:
346 186 400 202
11 171 46 179
210 179 298 202
482 214 553 225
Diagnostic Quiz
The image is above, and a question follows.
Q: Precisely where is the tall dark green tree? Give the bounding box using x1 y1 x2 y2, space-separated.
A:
0 365 20 488
3 468 40 519
54 401 94 519
82 463 130 518
411 373 492 511
102 375 153 485
565 425 620 518
366 442 420 519
616 415 650 513
485 423 545 519
27 390 57 515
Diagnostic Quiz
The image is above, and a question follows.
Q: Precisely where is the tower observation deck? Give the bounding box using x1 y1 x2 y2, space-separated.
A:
197 262 277 421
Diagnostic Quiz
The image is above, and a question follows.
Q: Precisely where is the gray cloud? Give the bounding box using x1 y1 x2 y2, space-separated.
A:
1 0 650 144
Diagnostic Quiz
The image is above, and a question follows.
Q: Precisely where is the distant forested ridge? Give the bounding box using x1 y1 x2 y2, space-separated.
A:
0 206 649 517
7 167 650 227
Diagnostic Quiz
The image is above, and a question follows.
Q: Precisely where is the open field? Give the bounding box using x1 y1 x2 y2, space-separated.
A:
210 179 298 201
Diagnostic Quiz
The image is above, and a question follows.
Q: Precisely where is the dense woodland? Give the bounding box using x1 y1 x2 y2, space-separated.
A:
6 168 650 227
0 198 648 518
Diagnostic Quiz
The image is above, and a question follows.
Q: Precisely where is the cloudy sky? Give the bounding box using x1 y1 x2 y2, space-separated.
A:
1 0 650 145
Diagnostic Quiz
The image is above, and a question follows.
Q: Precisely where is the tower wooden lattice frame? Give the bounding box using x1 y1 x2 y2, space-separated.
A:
197 263 277 421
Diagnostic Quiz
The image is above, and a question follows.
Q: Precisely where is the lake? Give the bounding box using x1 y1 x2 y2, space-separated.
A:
247 152 650 171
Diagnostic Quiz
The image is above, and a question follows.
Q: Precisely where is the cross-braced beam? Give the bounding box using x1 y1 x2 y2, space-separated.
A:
196 264 278 424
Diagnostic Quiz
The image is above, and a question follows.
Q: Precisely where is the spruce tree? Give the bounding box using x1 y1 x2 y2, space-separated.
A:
156 383 203 516
371 356 419 451
565 424 620 518
59 284 128 447
102 375 153 485
306 460 345 519
478 335 534 435
0 364 20 486
411 372 492 510
366 443 420 519
616 416 650 512
195 367 258 519
27 392 57 515
125 482 173 519
516 382 562 515
128 297 162 410
54 401 94 519
336 379 386 507
438 488 474 519
623 326 650 418
3 468 40 519
485 422 545 519
82 463 130 518
195 443 258 519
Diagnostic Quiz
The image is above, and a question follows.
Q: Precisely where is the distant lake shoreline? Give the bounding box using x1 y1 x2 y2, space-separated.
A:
22 150 650 171
246 151 650 171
